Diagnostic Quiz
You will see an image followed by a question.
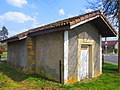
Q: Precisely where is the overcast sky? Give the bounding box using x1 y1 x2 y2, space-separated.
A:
0 0 117 40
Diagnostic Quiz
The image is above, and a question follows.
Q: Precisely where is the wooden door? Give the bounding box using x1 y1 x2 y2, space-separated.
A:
80 44 89 80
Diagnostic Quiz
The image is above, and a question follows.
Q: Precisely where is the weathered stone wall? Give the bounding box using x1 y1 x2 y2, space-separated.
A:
7 22 101 84
68 22 101 82
8 39 27 69
7 38 36 74
35 31 64 83
23 37 36 74
68 30 78 83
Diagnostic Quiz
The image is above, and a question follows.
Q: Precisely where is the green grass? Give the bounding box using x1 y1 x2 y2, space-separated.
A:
0 62 120 90
63 63 120 90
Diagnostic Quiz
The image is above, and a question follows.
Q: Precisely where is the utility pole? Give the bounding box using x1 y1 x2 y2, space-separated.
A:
105 37 108 54
118 0 120 73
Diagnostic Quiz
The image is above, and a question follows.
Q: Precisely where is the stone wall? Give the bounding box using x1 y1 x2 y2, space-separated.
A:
68 22 101 82
8 39 28 70
35 31 64 83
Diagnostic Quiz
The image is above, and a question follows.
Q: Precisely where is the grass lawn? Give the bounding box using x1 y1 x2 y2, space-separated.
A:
0 62 120 90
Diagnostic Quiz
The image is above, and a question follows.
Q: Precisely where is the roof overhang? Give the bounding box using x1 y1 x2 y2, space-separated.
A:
91 16 117 37
1 10 117 43
70 15 100 29
70 15 117 37
1 34 27 43
28 25 70 37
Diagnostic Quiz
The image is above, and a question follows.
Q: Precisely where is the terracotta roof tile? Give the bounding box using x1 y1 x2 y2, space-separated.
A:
2 10 117 42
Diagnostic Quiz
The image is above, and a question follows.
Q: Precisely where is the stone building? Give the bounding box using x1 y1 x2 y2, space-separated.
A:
2 10 117 84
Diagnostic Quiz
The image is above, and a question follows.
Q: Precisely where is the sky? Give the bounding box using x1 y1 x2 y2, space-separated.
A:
0 0 117 40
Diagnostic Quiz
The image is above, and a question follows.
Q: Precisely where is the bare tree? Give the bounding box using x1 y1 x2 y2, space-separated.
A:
87 0 118 27
87 0 120 72
118 0 120 73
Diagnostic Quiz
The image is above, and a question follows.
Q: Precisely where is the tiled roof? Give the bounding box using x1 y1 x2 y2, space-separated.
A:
2 10 117 42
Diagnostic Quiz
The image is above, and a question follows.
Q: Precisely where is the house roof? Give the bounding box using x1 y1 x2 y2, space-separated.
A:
2 10 117 42
102 40 118 46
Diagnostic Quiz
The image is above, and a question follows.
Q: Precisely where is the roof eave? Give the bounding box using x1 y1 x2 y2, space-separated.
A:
70 14 117 37
1 35 27 43
100 15 117 37
70 15 100 29
28 24 70 37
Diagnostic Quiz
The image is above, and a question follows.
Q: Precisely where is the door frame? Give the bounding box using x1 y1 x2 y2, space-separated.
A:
78 39 94 81
80 44 90 80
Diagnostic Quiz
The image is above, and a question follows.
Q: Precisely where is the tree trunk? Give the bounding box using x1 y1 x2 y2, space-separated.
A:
118 0 120 73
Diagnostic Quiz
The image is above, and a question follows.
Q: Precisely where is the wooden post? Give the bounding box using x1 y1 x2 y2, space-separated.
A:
59 60 62 83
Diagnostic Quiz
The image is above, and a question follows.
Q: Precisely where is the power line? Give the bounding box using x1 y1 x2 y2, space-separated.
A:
54 0 61 9
34 0 58 20
45 0 62 19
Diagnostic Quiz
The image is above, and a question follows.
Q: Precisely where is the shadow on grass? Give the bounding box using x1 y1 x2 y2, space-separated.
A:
0 61 118 86
0 62 56 83
102 63 118 73
0 62 30 82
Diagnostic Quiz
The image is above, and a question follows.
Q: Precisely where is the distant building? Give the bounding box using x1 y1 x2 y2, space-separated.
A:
102 40 118 53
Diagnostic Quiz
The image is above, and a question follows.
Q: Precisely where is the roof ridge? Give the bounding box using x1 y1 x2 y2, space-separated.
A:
28 10 101 33
2 10 117 42
8 10 101 39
